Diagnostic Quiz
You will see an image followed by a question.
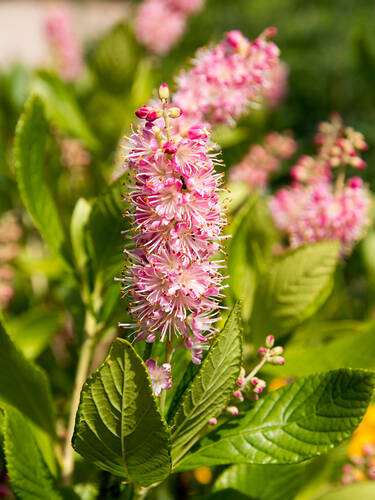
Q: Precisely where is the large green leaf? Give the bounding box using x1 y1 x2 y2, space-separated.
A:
3 406 61 500
175 369 374 471
213 463 308 500
0 314 55 436
250 241 340 344
266 322 375 378
14 95 71 267
72 338 171 487
171 305 242 457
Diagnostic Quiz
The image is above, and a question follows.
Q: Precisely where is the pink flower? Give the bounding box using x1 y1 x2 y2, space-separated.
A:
172 29 280 127
44 3 83 81
229 132 297 190
263 61 289 108
135 0 186 55
145 359 172 396
120 85 227 363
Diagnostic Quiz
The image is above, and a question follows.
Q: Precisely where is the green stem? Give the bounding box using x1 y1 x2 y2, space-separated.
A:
244 356 268 385
62 310 98 486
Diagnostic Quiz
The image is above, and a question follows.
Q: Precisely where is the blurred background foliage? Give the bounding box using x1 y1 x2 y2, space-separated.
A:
1 0 375 498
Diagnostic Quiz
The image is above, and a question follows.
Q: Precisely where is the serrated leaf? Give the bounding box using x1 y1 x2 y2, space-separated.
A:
3 406 61 500
171 304 242 457
14 95 72 268
251 241 339 344
0 314 55 436
72 338 171 486
213 463 308 500
175 369 374 470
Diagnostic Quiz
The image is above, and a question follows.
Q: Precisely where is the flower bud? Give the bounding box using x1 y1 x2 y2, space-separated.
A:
168 107 182 118
258 347 267 356
265 335 275 348
234 390 243 401
269 355 285 365
158 83 169 101
270 346 284 356
209 417 217 426
163 141 178 155
226 406 239 416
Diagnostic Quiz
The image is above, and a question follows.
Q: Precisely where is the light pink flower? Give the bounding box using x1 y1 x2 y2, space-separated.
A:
270 116 371 255
229 132 297 190
263 61 289 108
173 29 280 127
135 0 186 55
44 3 83 81
145 358 172 396
120 87 227 363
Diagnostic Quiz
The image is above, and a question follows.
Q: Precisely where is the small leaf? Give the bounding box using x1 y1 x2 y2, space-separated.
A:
175 369 374 470
213 463 308 500
3 406 61 500
73 338 171 487
251 241 339 344
0 314 55 436
171 304 242 456
14 95 72 268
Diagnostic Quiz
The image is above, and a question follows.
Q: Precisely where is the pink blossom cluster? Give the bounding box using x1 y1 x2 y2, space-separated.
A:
229 131 297 190
262 61 289 108
145 358 172 396
270 115 371 255
135 0 205 55
342 444 375 484
0 212 22 309
44 3 83 81
172 29 280 127
120 84 227 365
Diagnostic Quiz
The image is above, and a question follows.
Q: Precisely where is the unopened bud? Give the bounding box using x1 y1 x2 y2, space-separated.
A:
258 347 267 356
209 417 217 426
168 107 182 118
270 346 284 356
265 335 275 348
163 141 177 155
234 390 243 401
158 83 169 101
226 406 239 416
237 378 244 387
269 356 285 365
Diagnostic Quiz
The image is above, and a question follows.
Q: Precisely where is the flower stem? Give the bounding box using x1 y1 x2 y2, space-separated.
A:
244 356 268 384
62 310 98 486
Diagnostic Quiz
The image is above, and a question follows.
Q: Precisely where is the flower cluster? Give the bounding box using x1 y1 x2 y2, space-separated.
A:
0 212 22 309
172 29 280 127
342 445 375 485
229 131 297 190
270 115 371 255
44 3 83 81
120 84 227 365
135 0 205 55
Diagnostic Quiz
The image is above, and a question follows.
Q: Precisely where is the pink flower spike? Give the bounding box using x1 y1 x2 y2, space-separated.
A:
145 358 172 397
209 417 217 426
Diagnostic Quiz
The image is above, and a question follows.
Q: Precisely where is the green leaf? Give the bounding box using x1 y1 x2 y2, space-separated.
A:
4 407 61 500
72 338 171 486
3 406 61 500
14 95 72 268
314 482 375 500
0 314 55 436
31 72 98 150
171 304 242 456
174 369 374 471
251 241 340 344
201 489 252 500
213 463 308 500
266 322 375 378
7 307 62 359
